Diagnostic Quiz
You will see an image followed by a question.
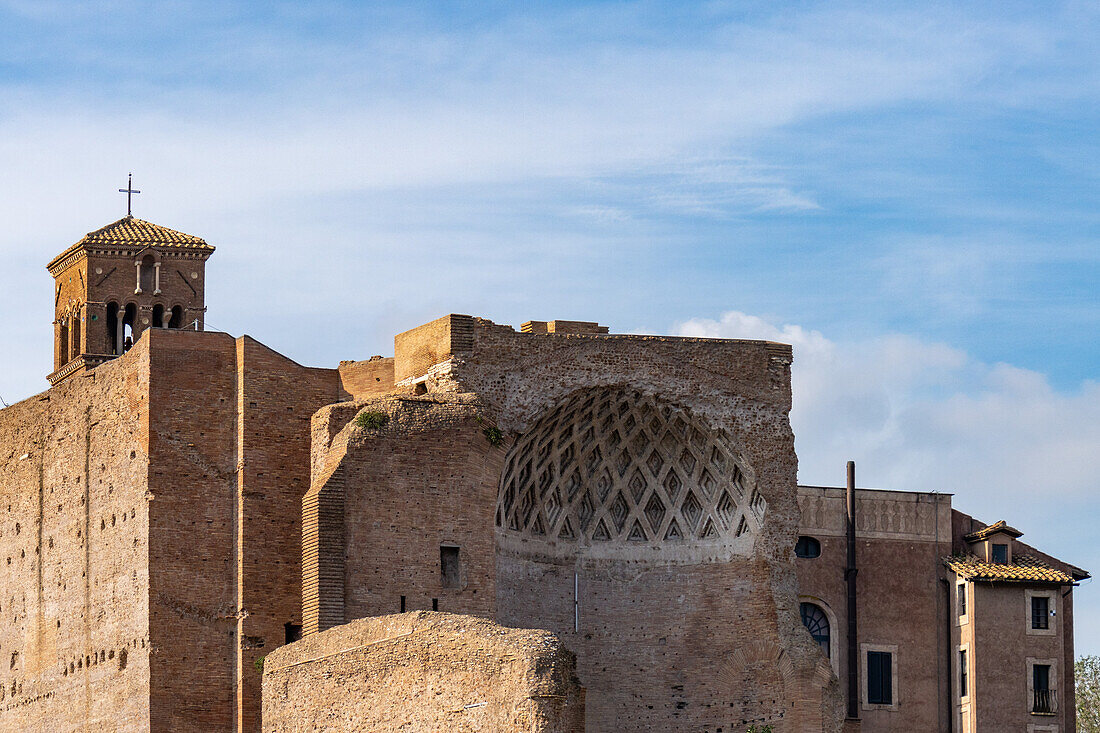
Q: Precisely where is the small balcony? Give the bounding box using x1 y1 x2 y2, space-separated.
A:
1032 689 1057 714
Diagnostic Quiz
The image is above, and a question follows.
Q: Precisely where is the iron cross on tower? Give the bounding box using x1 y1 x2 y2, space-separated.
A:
119 173 141 217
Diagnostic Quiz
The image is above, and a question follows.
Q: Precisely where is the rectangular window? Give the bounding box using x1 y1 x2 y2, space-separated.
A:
1032 596 1049 630
958 584 966 616
991 543 1008 564
867 651 893 705
440 545 461 588
1033 664 1054 713
959 650 968 697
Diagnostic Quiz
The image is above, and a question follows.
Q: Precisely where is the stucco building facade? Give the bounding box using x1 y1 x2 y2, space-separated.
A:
0 216 1087 732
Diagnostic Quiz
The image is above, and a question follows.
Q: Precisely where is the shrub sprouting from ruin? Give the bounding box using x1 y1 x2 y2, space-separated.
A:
483 426 504 447
355 410 389 430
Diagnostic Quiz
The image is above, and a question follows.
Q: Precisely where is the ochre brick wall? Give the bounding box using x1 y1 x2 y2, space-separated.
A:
262 612 585 733
337 357 395 400
0 340 152 732
392 314 474 383
144 330 341 732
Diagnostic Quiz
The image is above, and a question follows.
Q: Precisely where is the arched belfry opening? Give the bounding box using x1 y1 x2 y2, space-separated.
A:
106 302 120 354
45 214 214 384
70 306 81 362
122 303 137 352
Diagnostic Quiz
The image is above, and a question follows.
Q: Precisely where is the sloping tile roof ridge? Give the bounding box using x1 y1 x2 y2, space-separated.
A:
944 553 1075 585
963 519 1023 542
78 216 211 248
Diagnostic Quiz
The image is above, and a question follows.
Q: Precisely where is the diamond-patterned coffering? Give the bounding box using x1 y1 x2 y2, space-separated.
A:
497 388 761 545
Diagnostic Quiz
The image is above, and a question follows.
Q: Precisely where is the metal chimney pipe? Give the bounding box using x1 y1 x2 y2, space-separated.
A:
846 460 859 720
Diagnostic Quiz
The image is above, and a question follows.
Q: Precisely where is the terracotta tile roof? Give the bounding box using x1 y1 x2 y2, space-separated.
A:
77 216 211 249
945 554 1075 585
963 519 1023 543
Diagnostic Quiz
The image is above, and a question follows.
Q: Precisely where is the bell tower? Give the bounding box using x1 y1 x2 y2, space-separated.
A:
46 215 215 385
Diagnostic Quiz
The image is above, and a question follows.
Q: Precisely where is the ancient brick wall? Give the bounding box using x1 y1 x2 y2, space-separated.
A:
317 315 843 732
393 314 473 383
304 395 502 634
143 330 341 732
0 340 152 732
262 612 584 733
337 357 395 400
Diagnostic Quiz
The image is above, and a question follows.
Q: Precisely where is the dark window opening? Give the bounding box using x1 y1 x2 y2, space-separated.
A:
432 598 439 611
959 650 968 697
991 543 1008 564
168 305 183 329
795 536 821 559
152 304 165 329
1033 664 1055 713
958 584 966 616
1032 596 1050 630
59 320 69 364
71 310 81 360
400 595 406 613
284 622 302 644
799 602 830 658
139 254 155 293
441 545 461 588
867 651 893 705
107 302 120 354
122 303 137 351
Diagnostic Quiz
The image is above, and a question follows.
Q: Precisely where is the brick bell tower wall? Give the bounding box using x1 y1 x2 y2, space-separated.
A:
318 316 844 732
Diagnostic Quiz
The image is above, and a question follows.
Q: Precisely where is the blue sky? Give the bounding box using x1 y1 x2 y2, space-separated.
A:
1 1 1098 652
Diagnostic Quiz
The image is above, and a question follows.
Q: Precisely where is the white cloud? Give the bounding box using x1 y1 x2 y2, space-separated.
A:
674 310 1100 502
675 311 1100 654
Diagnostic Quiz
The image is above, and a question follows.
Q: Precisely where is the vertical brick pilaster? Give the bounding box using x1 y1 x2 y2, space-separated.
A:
302 463 345 636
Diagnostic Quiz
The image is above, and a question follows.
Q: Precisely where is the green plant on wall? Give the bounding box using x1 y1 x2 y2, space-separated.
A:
746 726 773 733
254 656 265 673
355 410 388 430
483 426 504 447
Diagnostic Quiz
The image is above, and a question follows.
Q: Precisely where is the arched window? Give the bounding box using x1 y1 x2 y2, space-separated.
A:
70 307 82 360
107 302 120 354
152 304 165 328
800 602 830 658
139 254 156 294
122 303 137 352
795 536 821 559
168 305 183 329
58 319 69 364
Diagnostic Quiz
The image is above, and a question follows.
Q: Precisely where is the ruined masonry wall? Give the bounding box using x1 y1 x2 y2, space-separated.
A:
0 339 152 733
262 611 585 733
304 395 502 634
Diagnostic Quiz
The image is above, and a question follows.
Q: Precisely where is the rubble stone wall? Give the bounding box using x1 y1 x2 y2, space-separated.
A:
262 612 584 733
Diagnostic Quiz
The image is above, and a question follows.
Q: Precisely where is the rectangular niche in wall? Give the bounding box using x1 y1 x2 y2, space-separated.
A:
441 545 461 588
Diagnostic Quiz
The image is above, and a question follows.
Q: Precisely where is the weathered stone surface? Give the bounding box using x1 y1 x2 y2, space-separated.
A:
262 611 584 733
